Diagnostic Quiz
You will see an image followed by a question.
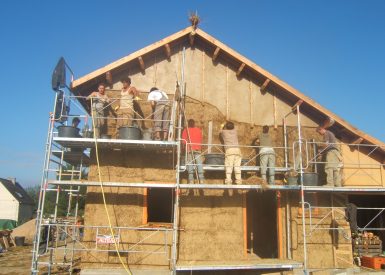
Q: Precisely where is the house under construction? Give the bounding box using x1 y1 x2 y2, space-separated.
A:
31 23 385 275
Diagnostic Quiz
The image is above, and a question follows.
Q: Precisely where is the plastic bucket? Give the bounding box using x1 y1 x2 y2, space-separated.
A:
287 176 298 186
14 236 25 246
303 172 319 186
118 126 142 140
204 153 225 165
57 126 80 138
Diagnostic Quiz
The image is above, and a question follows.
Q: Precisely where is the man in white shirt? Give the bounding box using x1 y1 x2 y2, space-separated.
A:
148 87 170 140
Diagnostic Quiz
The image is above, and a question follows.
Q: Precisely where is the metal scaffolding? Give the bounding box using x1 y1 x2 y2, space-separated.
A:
31 57 385 275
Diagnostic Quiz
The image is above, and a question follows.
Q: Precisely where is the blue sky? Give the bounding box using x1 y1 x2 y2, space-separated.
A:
0 0 384 187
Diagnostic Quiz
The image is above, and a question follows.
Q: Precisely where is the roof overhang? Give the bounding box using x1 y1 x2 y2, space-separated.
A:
70 26 385 156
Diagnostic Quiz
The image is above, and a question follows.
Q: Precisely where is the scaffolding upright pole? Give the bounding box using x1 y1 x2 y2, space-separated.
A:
31 91 59 274
296 104 308 274
171 46 186 274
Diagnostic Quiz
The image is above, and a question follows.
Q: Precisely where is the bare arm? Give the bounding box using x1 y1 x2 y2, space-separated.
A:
86 91 97 100
130 86 139 97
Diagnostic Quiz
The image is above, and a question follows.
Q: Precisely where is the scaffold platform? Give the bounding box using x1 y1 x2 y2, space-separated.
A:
53 137 178 150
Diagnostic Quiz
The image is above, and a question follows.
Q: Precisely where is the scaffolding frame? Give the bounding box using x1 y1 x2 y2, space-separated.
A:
31 57 385 275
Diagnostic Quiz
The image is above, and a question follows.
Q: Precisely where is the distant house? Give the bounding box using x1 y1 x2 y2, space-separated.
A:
0 178 35 225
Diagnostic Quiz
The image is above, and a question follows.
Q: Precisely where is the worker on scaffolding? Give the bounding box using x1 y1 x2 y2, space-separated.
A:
115 77 139 129
147 87 170 141
86 83 110 138
220 121 242 186
254 125 276 185
316 127 343 187
182 119 205 184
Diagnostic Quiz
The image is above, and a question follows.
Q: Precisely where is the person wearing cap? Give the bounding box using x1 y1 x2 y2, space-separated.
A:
317 127 343 187
220 121 242 185
116 77 139 129
147 87 170 140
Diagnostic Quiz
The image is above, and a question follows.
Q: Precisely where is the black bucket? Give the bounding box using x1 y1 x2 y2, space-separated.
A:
14 236 25 246
57 126 80 138
287 176 298 186
100 134 111 139
204 153 225 165
118 126 142 140
302 172 319 186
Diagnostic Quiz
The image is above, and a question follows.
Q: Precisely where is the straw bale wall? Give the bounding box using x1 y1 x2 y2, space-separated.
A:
284 192 353 269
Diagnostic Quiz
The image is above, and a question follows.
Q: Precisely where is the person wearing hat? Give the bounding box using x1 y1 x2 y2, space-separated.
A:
147 87 170 141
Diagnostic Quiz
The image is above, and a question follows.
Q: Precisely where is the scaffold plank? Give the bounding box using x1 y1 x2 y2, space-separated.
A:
48 180 385 193
53 137 178 150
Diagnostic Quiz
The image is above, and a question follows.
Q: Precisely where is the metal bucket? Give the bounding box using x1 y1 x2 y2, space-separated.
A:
302 172 319 186
57 126 80 138
204 153 225 165
118 126 142 140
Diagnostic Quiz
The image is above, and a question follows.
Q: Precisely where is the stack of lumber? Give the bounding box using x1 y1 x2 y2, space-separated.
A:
353 232 382 257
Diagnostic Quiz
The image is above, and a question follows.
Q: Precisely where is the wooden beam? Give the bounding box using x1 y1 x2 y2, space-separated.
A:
351 137 364 145
236 63 245 76
189 32 195 46
72 26 194 88
194 29 385 150
138 56 145 72
212 47 220 61
260 78 271 92
164 43 171 59
291 99 303 112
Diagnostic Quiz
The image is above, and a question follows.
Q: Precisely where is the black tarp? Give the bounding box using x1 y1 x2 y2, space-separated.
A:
51 57 66 91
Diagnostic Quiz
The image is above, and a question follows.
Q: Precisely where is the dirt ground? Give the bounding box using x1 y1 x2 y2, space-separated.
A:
0 244 80 275
0 245 33 275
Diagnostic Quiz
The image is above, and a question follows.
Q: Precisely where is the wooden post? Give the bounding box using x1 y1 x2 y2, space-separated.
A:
189 32 195 46
226 65 229 119
273 90 277 129
208 121 213 153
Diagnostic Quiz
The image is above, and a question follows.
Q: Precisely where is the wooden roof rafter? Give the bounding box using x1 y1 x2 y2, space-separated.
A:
70 26 385 152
